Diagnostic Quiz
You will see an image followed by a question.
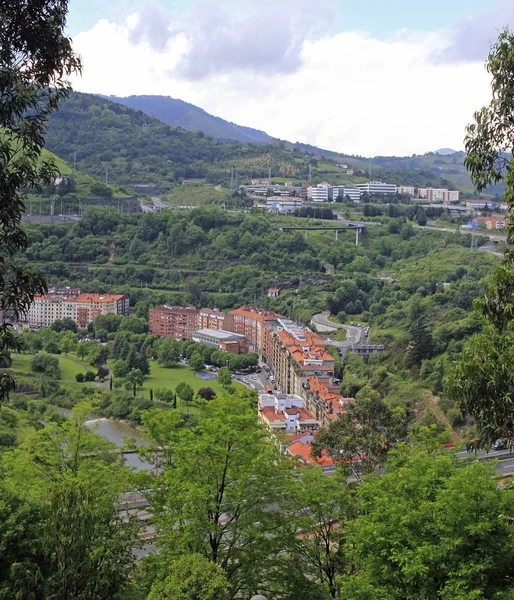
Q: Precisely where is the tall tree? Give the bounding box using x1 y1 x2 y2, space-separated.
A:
0 403 137 598
448 29 514 445
340 441 514 600
312 386 407 479
147 394 289 598
0 0 81 404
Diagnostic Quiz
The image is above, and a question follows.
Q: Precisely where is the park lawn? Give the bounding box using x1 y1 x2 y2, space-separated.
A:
139 361 242 396
11 353 90 382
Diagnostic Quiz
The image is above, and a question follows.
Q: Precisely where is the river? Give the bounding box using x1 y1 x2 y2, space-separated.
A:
58 408 151 471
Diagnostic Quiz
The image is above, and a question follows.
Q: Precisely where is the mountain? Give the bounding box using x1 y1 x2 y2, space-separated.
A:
103 95 272 145
43 92 474 195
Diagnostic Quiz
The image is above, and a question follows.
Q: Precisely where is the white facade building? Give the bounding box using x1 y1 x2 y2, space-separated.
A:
266 197 303 213
418 188 461 202
307 184 329 203
356 181 397 196
397 186 415 196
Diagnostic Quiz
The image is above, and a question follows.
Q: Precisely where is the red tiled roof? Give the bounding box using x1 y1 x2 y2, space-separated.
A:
287 441 335 466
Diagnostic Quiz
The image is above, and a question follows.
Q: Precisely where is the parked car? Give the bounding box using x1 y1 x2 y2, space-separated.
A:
493 439 506 450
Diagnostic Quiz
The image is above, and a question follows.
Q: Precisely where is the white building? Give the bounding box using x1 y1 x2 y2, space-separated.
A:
307 184 329 203
356 181 397 196
418 188 460 202
258 392 321 433
397 186 415 196
266 197 303 213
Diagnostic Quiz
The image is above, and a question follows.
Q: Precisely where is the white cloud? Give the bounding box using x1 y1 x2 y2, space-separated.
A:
70 15 493 156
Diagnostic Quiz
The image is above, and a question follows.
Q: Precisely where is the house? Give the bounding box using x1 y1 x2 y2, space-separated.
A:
267 287 280 298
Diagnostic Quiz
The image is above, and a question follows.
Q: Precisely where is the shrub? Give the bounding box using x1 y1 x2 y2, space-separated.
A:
75 373 85 383
84 371 96 382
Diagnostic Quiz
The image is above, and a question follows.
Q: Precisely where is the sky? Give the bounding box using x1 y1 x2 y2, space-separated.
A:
65 0 513 157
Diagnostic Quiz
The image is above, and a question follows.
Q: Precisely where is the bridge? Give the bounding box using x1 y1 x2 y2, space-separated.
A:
279 223 365 245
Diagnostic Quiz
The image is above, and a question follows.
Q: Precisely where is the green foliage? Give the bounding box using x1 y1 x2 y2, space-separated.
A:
218 366 232 389
75 372 85 383
175 381 194 405
340 443 514 599
84 370 96 382
313 386 407 478
30 352 61 378
188 352 204 373
156 337 181 367
147 554 230 600
145 394 289 597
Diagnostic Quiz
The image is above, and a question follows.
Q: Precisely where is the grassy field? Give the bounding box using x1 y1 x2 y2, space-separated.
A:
138 361 242 396
163 185 231 207
11 353 91 382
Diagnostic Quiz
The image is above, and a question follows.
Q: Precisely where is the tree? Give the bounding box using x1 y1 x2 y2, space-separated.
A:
312 386 407 479
447 31 514 446
197 387 216 401
51 317 78 333
147 554 230 600
0 403 137 599
283 468 356 598
218 366 232 389
176 381 194 409
147 394 289 598
189 351 204 373
112 358 129 379
30 352 61 378
59 330 77 355
340 441 514 600
84 370 96 382
155 388 176 405
157 337 181 367
0 0 81 405
126 368 144 397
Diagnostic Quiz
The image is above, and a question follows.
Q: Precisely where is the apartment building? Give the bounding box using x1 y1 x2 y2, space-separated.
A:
149 305 199 339
27 291 129 329
418 188 460 202
230 306 281 352
307 183 330 203
397 186 415 196
356 181 397 196
197 308 234 331
258 392 321 433
476 216 508 230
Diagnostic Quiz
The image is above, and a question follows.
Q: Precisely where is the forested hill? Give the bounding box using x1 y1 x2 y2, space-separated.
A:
44 91 314 187
103 95 272 144
44 91 466 193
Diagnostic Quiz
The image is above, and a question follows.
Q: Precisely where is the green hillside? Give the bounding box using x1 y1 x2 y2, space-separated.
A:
44 92 458 194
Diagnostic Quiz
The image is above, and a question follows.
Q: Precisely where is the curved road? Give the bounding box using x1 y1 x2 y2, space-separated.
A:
311 312 362 348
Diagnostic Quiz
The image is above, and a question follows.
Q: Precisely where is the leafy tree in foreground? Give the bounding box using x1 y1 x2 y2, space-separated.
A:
312 386 407 479
0 0 80 404
147 554 230 600
0 403 137 599
283 468 356 598
147 394 289 598
448 29 514 445
340 441 514 600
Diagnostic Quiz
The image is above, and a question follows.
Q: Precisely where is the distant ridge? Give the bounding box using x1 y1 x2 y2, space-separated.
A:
434 148 459 156
102 95 272 145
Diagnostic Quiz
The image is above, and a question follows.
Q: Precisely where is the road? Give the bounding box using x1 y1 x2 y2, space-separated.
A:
310 312 363 349
414 224 507 243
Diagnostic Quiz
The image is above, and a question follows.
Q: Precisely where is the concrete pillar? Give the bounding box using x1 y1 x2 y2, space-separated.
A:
355 228 360 246
335 230 339 241
305 230 308 239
